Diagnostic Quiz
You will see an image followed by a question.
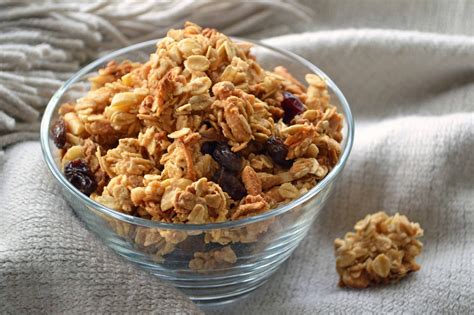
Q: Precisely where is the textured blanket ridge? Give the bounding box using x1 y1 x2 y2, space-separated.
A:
1 0 474 314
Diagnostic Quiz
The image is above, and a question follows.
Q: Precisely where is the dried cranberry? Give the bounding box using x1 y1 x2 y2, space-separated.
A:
281 92 305 124
265 136 292 168
51 118 67 148
64 159 97 195
212 168 246 200
201 141 217 155
211 142 242 173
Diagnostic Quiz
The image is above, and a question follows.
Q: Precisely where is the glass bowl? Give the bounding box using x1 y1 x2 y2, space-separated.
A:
40 38 354 305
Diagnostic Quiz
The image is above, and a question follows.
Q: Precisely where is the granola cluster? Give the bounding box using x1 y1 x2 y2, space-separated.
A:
54 22 344 225
189 246 237 272
334 212 424 288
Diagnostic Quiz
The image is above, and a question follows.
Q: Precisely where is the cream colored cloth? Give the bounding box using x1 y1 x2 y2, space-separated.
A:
1 0 474 314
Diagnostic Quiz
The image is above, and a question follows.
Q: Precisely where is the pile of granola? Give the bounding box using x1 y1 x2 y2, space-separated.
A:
334 211 424 288
53 22 343 226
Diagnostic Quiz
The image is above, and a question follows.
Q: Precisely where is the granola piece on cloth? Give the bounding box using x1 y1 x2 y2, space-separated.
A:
334 211 424 288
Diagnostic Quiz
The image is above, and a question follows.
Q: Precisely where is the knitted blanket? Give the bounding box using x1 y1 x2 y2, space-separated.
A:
1 1 473 314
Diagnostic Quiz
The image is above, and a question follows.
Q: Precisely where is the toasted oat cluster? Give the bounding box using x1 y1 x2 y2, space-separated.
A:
53 22 343 224
189 246 237 272
334 212 424 288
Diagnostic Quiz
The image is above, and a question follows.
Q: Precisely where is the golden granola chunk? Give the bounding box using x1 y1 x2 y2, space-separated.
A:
334 211 424 288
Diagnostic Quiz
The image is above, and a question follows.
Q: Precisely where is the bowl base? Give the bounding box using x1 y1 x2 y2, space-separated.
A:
195 290 255 312
180 277 267 306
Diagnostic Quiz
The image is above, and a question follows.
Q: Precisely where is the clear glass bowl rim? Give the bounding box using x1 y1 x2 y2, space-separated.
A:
40 37 354 231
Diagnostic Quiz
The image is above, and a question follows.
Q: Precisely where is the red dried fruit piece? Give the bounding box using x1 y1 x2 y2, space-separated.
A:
64 159 97 195
281 92 304 124
51 118 67 148
212 168 246 200
211 142 242 173
201 141 217 155
265 136 292 168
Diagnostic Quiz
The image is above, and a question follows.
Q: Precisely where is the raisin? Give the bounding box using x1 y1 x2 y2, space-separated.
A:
281 92 305 124
247 141 265 154
176 235 207 254
211 142 242 173
51 118 67 148
212 168 246 200
265 136 292 168
201 141 217 155
64 159 97 195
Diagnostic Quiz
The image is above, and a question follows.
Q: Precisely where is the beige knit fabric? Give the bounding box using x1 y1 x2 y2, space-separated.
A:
1 0 474 314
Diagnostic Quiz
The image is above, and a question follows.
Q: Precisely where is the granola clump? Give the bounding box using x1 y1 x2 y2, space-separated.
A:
334 211 424 288
54 22 345 270
189 246 237 272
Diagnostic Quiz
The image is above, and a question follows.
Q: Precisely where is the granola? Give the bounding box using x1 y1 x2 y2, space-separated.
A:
189 246 237 272
53 22 344 270
334 211 424 288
